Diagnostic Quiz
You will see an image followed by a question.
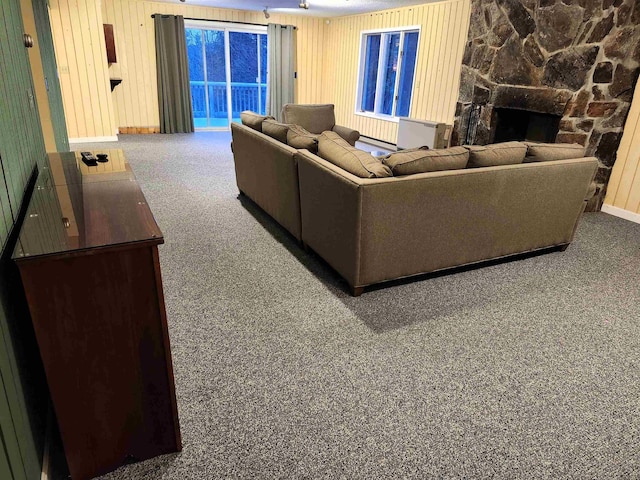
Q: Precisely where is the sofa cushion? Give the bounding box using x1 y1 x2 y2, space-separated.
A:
465 141 527 167
287 125 319 154
318 131 392 178
525 142 585 161
262 119 290 143
281 104 336 134
382 146 469 176
240 111 274 132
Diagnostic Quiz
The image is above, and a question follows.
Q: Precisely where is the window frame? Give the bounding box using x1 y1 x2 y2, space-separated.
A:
354 26 421 123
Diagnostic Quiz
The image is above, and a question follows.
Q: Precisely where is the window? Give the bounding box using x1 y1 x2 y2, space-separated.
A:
356 28 420 120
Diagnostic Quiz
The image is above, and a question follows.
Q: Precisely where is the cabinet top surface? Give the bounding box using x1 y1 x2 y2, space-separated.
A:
41 150 135 186
12 150 163 261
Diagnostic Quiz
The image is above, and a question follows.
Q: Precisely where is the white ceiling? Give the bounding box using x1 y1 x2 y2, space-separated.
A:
152 0 437 18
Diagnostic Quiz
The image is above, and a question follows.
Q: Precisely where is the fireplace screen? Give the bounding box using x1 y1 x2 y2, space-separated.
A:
493 108 561 143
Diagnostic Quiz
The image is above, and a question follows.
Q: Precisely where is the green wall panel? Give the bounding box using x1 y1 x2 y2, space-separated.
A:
0 0 44 216
0 157 12 251
0 0 49 478
0 432 14 480
0 366 28 480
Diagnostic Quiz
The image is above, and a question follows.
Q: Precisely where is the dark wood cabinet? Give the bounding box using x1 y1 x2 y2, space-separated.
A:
13 151 181 480
104 23 116 64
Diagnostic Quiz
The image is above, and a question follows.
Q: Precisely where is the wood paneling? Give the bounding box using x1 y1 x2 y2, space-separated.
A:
322 0 471 143
0 1 49 478
101 0 327 130
604 82 640 217
0 0 45 245
50 0 467 140
31 0 70 153
48 0 117 140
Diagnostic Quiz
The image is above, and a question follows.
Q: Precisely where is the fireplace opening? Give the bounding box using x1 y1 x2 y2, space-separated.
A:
493 108 561 143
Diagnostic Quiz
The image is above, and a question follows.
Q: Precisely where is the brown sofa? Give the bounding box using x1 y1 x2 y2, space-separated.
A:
231 117 597 296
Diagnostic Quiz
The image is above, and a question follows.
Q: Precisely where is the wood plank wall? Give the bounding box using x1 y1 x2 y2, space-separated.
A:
102 0 327 131
322 0 471 144
0 0 49 478
604 82 640 219
48 0 117 140
31 0 69 152
49 0 469 142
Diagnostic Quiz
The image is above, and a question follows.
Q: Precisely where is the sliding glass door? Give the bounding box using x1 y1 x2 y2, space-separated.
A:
185 22 267 130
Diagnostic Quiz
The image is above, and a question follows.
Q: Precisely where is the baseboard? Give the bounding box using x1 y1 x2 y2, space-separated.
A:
359 135 397 150
601 203 640 224
118 127 161 134
68 135 118 143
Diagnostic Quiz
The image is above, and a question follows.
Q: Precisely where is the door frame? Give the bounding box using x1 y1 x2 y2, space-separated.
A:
185 20 267 131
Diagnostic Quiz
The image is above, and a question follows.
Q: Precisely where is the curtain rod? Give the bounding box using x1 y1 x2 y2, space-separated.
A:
150 14 297 29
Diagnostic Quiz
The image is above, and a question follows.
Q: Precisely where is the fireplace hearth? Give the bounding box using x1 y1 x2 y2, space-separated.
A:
451 0 640 211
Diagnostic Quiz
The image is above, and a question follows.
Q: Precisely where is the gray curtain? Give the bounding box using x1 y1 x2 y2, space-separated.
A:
154 15 194 133
267 24 296 120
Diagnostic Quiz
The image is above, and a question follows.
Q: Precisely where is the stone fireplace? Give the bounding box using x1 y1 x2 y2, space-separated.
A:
452 0 640 210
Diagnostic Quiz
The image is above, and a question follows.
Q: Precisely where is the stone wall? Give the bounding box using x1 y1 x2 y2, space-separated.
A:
452 0 640 210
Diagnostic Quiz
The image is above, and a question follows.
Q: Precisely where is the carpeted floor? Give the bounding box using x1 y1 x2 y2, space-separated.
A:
82 132 640 479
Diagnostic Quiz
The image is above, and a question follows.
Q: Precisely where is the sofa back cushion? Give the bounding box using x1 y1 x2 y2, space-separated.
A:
382 146 469 176
262 119 290 143
287 125 319 154
465 141 527 167
240 111 274 132
281 104 336 134
525 142 585 162
318 131 391 178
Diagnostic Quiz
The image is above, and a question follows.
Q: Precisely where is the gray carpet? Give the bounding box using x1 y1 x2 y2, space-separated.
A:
82 132 640 479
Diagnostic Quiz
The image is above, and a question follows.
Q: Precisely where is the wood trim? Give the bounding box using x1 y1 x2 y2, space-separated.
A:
601 203 640 224
118 127 161 134
103 24 116 63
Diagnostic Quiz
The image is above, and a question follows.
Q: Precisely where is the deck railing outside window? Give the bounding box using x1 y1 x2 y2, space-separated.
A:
190 81 267 122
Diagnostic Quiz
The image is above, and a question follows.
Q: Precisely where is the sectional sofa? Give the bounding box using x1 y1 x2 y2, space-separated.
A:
231 107 597 296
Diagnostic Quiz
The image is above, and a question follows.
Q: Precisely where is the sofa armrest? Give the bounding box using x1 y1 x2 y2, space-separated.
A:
231 123 302 241
296 150 364 289
332 125 360 146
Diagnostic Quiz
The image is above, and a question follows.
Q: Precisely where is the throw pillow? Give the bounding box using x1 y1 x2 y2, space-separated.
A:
525 142 585 162
240 111 274 132
262 119 290 143
318 131 392 178
382 146 469 176
465 141 527 167
287 125 319 154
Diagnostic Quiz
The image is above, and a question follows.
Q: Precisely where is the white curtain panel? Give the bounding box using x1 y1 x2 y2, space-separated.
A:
267 24 296 120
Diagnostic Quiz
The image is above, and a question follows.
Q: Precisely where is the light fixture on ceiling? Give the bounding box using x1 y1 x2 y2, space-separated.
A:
299 1 309 9
263 6 270 18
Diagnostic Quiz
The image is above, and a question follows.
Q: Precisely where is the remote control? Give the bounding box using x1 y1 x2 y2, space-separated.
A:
80 151 97 166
